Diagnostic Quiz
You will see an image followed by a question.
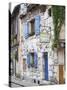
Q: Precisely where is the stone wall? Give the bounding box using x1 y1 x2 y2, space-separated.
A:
20 5 56 81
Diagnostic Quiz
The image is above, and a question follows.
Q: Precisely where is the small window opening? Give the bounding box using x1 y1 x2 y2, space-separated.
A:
29 19 35 36
48 8 51 16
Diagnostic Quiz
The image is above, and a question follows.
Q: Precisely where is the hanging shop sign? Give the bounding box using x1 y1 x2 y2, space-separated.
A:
40 30 50 43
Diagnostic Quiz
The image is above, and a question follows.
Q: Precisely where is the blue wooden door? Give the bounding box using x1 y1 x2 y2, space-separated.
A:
44 52 48 80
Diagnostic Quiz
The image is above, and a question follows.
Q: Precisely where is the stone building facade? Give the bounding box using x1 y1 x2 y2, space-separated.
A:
11 4 65 84
19 4 56 82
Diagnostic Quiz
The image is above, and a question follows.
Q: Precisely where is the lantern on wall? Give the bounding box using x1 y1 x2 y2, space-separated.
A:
60 42 65 48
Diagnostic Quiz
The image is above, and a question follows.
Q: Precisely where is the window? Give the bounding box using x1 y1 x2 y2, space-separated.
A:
29 19 35 36
27 52 38 68
23 16 40 38
48 8 51 16
30 53 34 67
15 49 18 62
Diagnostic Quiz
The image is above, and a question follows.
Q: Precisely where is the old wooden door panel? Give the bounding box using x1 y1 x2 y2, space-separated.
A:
59 65 64 84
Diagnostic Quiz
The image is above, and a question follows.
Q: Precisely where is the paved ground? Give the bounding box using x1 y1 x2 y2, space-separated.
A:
11 76 38 87
11 82 22 87
10 76 55 87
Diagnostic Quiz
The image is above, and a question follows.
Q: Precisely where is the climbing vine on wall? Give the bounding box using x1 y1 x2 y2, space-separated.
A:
52 6 65 49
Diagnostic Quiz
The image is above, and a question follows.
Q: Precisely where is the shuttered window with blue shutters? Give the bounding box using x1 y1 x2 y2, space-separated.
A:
35 16 40 35
27 52 38 68
34 52 38 68
23 22 29 39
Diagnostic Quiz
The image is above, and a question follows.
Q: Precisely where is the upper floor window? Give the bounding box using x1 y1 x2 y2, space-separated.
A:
48 8 51 17
29 19 35 36
23 15 40 39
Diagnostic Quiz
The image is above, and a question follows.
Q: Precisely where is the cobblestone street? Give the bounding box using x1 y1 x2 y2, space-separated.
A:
11 76 55 87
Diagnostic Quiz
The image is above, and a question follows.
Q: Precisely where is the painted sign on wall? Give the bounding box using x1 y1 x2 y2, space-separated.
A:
40 30 50 43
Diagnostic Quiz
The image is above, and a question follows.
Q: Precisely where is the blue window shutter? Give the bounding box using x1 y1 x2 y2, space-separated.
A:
23 22 29 39
27 53 30 67
35 16 40 35
34 52 38 68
